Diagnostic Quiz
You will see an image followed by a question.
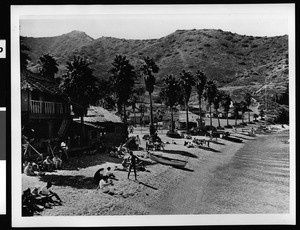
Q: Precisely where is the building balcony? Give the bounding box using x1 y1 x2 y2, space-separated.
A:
22 100 71 118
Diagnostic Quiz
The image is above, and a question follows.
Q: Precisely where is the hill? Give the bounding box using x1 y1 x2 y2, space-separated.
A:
21 29 289 118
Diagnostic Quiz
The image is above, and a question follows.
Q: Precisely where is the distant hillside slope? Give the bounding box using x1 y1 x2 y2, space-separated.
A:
21 29 289 113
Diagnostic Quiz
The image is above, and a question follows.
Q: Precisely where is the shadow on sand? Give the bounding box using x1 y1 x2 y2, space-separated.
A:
161 149 198 158
197 145 220 153
39 174 97 190
173 167 194 172
61 153 123 171
209 140 226 145
222 136 243 143
137 181 158 190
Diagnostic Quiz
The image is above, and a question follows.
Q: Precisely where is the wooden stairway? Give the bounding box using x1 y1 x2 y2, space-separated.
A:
58 119 71 138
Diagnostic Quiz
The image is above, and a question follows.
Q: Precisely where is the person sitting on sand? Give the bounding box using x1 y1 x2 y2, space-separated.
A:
31 187 52 208
40 182 62 205
52 154 62 169
94 167 105 184
104 167 116 180
117 143 126 154
97 176 113 190
22 188 44 216
24 161 37 176
43 156 54 172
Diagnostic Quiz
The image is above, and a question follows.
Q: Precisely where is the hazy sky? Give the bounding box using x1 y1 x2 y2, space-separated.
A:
19 4 292 39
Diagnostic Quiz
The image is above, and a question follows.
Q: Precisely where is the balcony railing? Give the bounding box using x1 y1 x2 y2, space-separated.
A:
30 100 70 115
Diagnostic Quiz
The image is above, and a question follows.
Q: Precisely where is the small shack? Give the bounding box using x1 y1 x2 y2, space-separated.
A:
163 110 199 130
72 106 127 147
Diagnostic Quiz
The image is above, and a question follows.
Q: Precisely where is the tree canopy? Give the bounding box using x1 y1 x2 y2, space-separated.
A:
38 53 59 81
59 55 99 116
108 55 137 123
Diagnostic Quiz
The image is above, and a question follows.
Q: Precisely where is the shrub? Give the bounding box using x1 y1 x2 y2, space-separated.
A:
251 44 258 48
225 35 234 41
224 125 233 128
221 43 228 48
166 131 182 138
204 43 211 47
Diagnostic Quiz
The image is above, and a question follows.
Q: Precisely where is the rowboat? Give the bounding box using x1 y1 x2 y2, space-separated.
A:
149 153 188 168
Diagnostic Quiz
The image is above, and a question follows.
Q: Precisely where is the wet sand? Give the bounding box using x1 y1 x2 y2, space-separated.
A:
150 130 290 214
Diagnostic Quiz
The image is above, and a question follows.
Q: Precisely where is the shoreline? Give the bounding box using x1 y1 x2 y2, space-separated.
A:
22 124 290 216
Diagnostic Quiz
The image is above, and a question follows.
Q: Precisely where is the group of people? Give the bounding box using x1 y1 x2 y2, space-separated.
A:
95 151 143 193
22 182 62 216
42 155 63 171
23 154 63 176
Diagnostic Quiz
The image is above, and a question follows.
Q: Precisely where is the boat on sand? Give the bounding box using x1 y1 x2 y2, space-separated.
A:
149 153 188 168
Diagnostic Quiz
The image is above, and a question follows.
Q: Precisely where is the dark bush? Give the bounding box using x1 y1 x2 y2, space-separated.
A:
274 107 289 124
204 125 217 132
224 125 233 128
190 127 209 136
166 131 182 138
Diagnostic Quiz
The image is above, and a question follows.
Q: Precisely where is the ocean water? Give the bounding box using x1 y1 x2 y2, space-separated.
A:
199 130 290 214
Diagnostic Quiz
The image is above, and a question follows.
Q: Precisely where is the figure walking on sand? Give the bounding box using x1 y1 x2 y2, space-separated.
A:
127 151 139 180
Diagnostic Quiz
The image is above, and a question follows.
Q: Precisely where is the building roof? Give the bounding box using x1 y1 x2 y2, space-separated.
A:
73 120 104 129
21 70 60 95
74 106 123 124
163 110 199 123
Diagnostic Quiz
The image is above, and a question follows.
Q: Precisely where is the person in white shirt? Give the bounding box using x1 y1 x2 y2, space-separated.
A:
104 167 116 180
24 161 36 176
43 156 54 171
52 154 62 169
135 135 141 150
40 182 62 204
60 140 69 162
96 176 113 190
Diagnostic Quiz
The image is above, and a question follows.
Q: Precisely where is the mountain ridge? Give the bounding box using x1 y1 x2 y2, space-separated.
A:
21 28 289 113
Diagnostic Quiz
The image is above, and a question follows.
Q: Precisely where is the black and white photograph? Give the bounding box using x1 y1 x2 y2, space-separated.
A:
11 4 295 227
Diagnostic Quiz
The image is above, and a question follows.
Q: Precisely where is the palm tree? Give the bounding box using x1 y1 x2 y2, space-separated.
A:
160 74 182 133
140 56 159 135
259 109 265 120
233 102 240 127
59 56 99 146
244 92 252 123
194 70 207 128
179 69 195 133
108 55 137 124
203 80 218 127
129 87 145 127
221 92 232 127
20 38 30 71
240 101 248 124
213 91 222 128
38 53 59 81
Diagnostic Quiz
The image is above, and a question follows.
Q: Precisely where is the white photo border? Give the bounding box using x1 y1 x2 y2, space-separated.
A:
11 4 296 227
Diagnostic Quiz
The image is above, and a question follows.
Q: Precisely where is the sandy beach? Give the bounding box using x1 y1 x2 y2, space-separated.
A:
22 123 290 216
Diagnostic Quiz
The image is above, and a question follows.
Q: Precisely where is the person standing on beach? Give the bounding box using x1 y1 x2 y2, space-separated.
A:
127 151 139 180
60 140 69 162
136 135 141 150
